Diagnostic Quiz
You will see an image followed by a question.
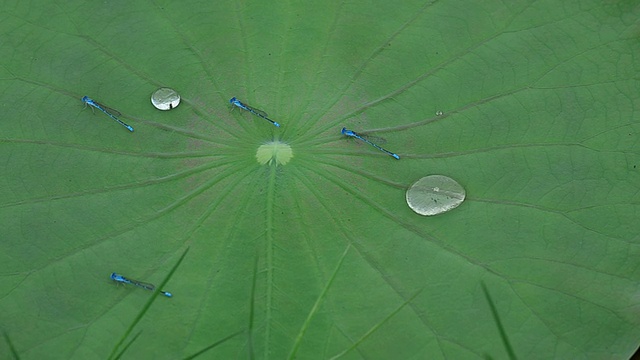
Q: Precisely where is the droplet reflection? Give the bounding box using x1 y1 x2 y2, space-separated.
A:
151 88 181 110
406 175 465 216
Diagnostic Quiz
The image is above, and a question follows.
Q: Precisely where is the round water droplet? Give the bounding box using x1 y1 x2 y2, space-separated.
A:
151 88 181 110
406 175 465 216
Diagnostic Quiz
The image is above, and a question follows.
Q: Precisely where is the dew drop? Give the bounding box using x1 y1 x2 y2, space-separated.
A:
406 175 465 216
151 88 181 110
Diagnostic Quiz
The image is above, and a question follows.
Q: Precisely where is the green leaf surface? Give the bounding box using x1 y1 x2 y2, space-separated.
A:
1 0 639 358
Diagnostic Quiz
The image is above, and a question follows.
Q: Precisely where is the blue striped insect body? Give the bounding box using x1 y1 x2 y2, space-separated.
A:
82 96 134 132
341 127 400 160
110 272 172 297
229 97 281 127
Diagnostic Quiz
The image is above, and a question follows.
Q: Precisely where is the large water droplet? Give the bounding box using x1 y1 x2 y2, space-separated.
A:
151 88 181 110
406 175 465 216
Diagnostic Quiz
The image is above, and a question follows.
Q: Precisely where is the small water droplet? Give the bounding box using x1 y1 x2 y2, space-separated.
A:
406 175 465 216
436 110 443 116
151 88 181 110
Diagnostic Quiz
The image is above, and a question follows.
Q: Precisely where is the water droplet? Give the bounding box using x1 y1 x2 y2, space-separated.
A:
256 141 293 165
436 110 443 116
151 88 181 110
406 175 465 216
